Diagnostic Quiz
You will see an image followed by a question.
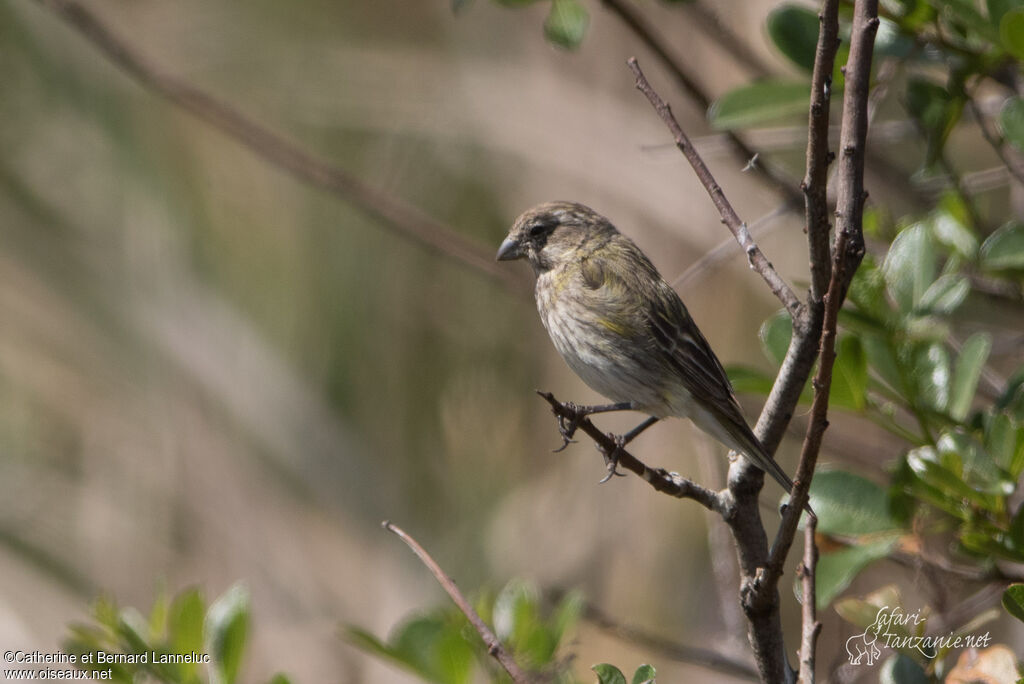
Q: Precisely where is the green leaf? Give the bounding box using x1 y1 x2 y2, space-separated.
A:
432 627 476 684
766 4 820 71
205 585 250 684
1010 505 1024 549
880 654 929 684
986 412 1024 476
631 664 656 684
593 664 628 684
916 274 969 315
989 0 1024 26
1000 97 1024 152
883 223 935 313
905 78 963 167
551 590 583 644
934 194 979 253
544 0 589 49
814 538 897 609
862 336 903 394
831 336 869 411
708 81 810 130
835 585 901 628
949 333 992 421
1001 8 1024 58
980 221 1024 271
910 342 950 412
936 0 1003 41
907 445 1002 510
809 470 902 536
726 366 776 397
847 255 889 319
267 675 292 684
343 626 422 678
1001 583 1024 622
759 309 792 367
169 589 205 682
492 580 558 666
936 431 1012 497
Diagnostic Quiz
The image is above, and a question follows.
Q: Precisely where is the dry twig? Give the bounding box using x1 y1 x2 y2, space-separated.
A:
383 521 531 684
538 392 725 512
34 0 526 293
627 58 804 321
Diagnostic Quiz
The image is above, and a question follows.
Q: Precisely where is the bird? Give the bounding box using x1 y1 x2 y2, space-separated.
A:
496 200 798 498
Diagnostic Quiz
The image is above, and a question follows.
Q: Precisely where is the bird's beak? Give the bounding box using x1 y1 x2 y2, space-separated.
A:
496 237 523 261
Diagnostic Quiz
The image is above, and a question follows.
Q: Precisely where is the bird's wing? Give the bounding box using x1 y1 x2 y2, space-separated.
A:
646 281 766 441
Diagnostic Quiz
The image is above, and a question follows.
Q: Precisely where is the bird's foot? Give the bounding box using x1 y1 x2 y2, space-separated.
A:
598 433 629 483
553 403 584 452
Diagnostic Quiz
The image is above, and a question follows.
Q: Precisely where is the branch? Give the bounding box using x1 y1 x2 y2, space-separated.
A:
537 392 725 513
967 95 1024 188
382 522 532 684
834 1 877 294
627 58 804 321
601 0 802 208
34 0 526 294
797 519 821 684
803 0 841 306
575 596 759 680
759 0 875 624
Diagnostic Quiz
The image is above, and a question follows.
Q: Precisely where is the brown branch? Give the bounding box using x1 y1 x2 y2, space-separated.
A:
834 1 877 295
797 519 821 684
803 0 841 306
576 596 759 680
382 521 532 684
627 58 804 321
537 392 725 513
762 0 876 615
35 0 526 294
602 0 802 209
763 226 847 591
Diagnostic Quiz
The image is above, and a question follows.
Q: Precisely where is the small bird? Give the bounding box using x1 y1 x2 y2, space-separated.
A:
496 200 797 496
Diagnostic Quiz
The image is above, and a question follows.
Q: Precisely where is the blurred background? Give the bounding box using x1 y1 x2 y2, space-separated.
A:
1 0 1008 682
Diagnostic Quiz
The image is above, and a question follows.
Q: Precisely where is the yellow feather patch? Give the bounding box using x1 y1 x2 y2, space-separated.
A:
597 318 630 336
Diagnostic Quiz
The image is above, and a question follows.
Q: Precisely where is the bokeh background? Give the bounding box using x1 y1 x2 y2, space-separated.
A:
0 0 1004 682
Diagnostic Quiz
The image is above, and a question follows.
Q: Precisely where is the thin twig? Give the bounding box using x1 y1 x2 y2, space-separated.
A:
537 392 725 513
967 95 1024 187
35 0 526 293
602 0 803 208
577 596 759 680
382 521 531 684
797 519 821 684
627 57 804 321
673 201 796 290
683 3 772 80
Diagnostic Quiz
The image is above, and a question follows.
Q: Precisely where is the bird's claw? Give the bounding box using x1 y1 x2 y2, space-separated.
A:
552 402 584 452
598 433 628 483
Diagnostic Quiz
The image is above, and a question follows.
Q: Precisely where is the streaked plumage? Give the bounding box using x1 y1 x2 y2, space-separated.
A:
496 201 795 494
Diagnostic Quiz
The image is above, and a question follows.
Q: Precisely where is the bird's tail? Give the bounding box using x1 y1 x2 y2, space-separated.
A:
724 421 814 516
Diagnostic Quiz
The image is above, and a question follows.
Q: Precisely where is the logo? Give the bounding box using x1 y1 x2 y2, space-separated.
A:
845 606 992 666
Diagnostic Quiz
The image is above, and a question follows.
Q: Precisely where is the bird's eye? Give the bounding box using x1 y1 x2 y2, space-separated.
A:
528 221 552 238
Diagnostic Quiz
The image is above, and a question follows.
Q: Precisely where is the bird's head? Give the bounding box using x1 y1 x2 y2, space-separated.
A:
496 201 616 275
